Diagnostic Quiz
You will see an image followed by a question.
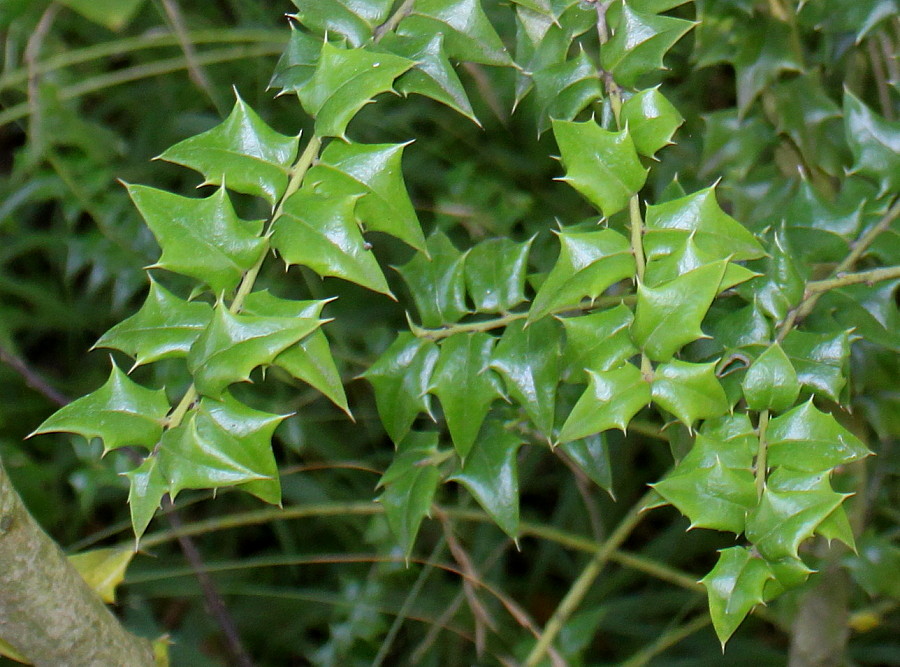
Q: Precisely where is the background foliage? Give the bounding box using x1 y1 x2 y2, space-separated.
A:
1 0 898 665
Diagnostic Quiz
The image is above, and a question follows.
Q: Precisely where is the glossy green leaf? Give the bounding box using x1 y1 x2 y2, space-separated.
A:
736 227 804 322
558 362 650 442
362 334 439 444
733 18 803 114
307 140 426 254
296 40 414 138
30 363 169 453
552 119 648 218
710 302 771 351
93 277 213 367
812 280 900 352
772 75 845 177
560 304 637 382
157 93 300 205
699 109 774 180
271 191 393 296
125 455 168 544
158 393 285 502
398 0 513 66
620 87 684 157
187 304 322 398
428 333 502 458
269 27 324 94
765 400 871 473
643 187 765 261
741 343 800 412
532 48 603 135
651 359 730 429
465 237 532 313
632 259 728 362
395 232 468 327
844 89 900 193
701 546 774 646
783 179 863 263
643 235 758 291
845 534 900 599
448 419 524 538
652 458 756 533
290 0 393 46
126 184 266 295
600 3 694 88
490 318 561 437
629 0 692 11
529 228 635 322
679 427 755 472
376 431 442 559
558 433 613 495
781 329 850 402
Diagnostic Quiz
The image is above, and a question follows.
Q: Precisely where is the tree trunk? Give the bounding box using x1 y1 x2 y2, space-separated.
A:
0 457 155 666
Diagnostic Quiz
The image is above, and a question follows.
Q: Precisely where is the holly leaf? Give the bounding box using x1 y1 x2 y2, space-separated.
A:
93 277 213 368
125 455 168 545
532 48 604 135
552 119 648 218
560 304 637 382
558 362 651 442
398 0 514 66
772 75 845 177
600 3 694 88
126 184 266 295
765 400 871 473
269 27 324 94
741 343 800 412
428 333 503 458
187 304 323 398
632 259 728 362
736 227 804 322
296 40 414 138
733 17 803 115
30 362 169 453
376 431 443 559
619 87 684 157
307 140 427 254
701 546 774 647
156 92 299 205
68 547 135 604
710 302 771 352
558 433 614 495
271 191 393 296
781 330 851 402
528 228 635 322
699 109 774 180
844 89 900 193
651 360 730 430
158 393 286 502
811 281 900 352
361 334 439 444
652 458 756 533
448 419 524 538
643 187 766 261
783 179 864 264
289 0 393 46
643 235 758 291
489 318 561 437
395 232 468 327
680 427 755 471
465 236 532 313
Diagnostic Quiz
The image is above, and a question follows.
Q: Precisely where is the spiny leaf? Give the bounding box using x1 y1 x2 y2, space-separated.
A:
448 419 524 539
158 393 286 502
560 304 637 382
428 333 503 459
489 318 561 437
699 109 774 180
93 277 213 368
701 546 774 647
619 87 684 157
68 548 135 604
558 362 651 442
710 302 771 351
290 0 393 47
533 48 603 135
30 362 169 453
741 343 800 412
271 191 393 296
643 235 758 291
643 187 766 261
464 236 532 313
395 232 468 327
765 400 871 473
125 455 168 545
552 119 648 218
650 359 730 429
296 40 414 138
736 226 804 322
558 433 614 495
307 140 426 254
362 334 439 444
157 92 299 205
376 431 443 559
187 303 323 398
269 27 324 94
680 427 755 471
784 179 864 263
781 329 850 402
398 0 514 66
733 18 803 115
126 184 267 295
632 259 728 362
529 228 635 323
600 2 694 88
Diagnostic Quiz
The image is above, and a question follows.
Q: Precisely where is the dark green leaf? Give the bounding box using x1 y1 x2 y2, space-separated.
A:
532 48 603 135
465 237 532 313
619 87 684 157
781 329 851 403
558 433 613 495
395 232 468 327
125 455 168 545
651 359 730 429
844 88 900 193
560 304 637 382
710 303 771 351
736 227 804 322
733 18 803 114
428 333 503 458
643 235 758 291
126 184 267 295
741 343 800 412
701 546 774 646
811 281 900 352
784 179 864 264
699 109 774 180
558 362 651 442
845 534 900 599
290 0 393 46
552 119 648 217
270 27 324 94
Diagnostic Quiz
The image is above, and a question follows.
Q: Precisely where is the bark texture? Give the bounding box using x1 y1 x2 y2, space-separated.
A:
0 457 155 666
